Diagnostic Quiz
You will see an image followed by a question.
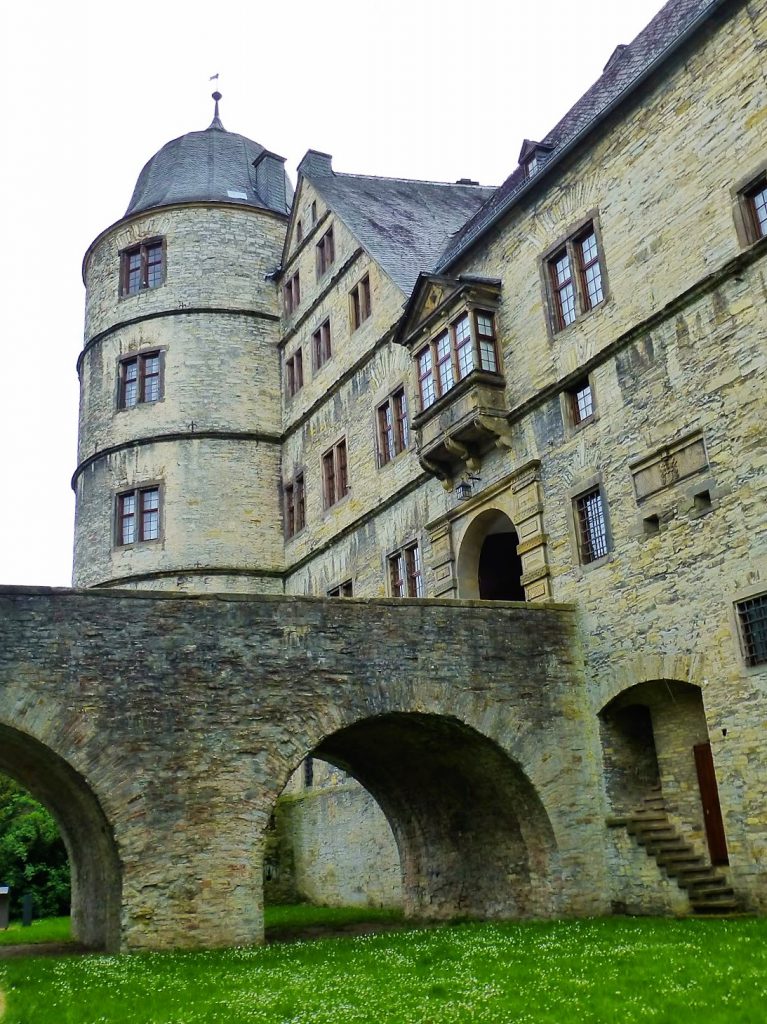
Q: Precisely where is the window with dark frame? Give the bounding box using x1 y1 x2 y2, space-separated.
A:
284 472 305 539
416 309 499 410
322 439 348 508
296 219 304 244
119 351 162 409
574 487 609 564
310 201 318 225
286 349 303 397
312 319 332 369
350 274 372 330
120 239 164 296
377 387 409 465
547 222 605 332
316 226 335 278
388 542 424 598
283 272 300 315
744 179 767 241
568 377 594 426
328 580 353 597
117 487 160 546
736 594 767 667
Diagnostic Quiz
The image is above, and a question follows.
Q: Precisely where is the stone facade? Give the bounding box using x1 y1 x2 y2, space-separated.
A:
3 0 763 950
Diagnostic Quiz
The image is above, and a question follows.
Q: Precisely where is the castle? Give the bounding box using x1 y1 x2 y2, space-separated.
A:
2 0 763 950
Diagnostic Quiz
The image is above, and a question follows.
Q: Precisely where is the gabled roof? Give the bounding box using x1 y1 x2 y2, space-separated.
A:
297 152 495 294
437 0 728 271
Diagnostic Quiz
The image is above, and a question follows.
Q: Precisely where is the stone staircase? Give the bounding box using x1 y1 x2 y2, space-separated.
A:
609 785 740 915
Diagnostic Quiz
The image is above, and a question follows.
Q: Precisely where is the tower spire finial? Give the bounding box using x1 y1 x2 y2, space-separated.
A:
208 76 225 131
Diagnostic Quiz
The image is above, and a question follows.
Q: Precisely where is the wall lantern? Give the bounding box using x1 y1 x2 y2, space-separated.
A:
455 475 481 501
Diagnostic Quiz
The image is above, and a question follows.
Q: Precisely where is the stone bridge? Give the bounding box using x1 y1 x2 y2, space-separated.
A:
0 587 608 952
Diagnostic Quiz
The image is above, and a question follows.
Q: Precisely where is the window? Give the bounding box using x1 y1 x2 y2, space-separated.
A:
416 310 499 410
316 226 335 278
574 487 609 564
388 542 424 597
286 349 303 397
736 594 767 667
284 472 305 539
283 272 300 315
312 319 332 370
744 178 767 242
117 487 160 545
296 220 304 244
568 377 594 426
119 351 162 409
546 222 605 332
311 201 318 225
350 274 372 329
120 239 164 296
377 387 409 465
328 580 353 597
304 756 314 788
322 439 348 508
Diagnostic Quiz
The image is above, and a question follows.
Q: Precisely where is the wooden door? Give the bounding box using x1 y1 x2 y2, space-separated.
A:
693 742 729 866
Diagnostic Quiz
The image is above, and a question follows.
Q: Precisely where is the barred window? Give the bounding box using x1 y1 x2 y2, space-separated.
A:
574 487 609 564
736 595 767 667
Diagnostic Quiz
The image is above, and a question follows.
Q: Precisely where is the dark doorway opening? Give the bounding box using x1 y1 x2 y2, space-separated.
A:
478 531 525 601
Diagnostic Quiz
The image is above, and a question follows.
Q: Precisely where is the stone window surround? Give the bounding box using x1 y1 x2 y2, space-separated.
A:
283 469 306 540
312 318 332 371
118 236 166 299
116 348 165 410
327 579 354 597
386 539 424 598
114 481 164 548
285 348 304 398
349 273 372 331
283 270 301 316
561 371 597 433
375 384 410 468
315 225 335 279
539 211 609 338
566 472 612 572
731 582 767 671
322 436 349 510
731 163 767 248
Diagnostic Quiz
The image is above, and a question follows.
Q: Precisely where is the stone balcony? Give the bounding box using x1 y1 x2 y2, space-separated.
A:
413 370 512 483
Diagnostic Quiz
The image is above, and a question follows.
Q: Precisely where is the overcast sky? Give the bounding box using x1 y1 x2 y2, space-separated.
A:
0 0 666 587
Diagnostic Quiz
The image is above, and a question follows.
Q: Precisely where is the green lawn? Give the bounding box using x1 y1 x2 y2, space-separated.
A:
1 916 765 1023
0 917 71 947
264 902 403 932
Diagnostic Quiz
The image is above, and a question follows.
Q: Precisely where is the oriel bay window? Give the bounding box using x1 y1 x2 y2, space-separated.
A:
377 387 409 465
120 239 164 296
416 310 499 410
117 486 161 545
119 351 162 409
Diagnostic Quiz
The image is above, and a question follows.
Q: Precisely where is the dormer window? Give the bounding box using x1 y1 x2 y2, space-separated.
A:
416 310 499 410
524 154 538 179
518 139 553 183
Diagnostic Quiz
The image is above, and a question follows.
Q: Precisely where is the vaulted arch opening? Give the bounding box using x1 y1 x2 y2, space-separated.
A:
599 680 728 866
0 724 122 951
457 509 525 601
283 713 557 921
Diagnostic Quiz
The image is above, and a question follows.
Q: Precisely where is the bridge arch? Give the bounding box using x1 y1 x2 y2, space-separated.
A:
0 724 121 951
287 712 560 920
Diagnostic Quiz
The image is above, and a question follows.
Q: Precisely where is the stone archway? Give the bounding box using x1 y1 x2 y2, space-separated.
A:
0 724 122 951
456 508 524 601
306 712 558 920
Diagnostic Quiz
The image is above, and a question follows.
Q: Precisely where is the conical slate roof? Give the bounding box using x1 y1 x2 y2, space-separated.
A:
125 102 293 217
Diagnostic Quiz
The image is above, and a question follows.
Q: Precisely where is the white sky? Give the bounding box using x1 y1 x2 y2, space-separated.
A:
0 0 665 587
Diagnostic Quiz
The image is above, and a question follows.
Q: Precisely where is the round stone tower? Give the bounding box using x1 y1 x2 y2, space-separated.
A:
73 96 290 592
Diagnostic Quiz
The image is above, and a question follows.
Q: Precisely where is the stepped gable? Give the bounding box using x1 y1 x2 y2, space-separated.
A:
126 103 293 218
299 153 495 294
437 0 723 270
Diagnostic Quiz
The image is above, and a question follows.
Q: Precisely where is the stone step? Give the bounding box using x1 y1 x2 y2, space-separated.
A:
692 885 736 899
655 851 703 866
691 899 741 914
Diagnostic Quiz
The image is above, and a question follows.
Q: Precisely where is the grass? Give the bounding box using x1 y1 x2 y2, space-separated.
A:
0 916 765 1023
0 918 71 947
264 903 403 932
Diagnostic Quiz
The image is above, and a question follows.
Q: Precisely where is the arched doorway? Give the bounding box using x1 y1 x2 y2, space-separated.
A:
457 509 525 600
281 713 558 921
0 724 122 950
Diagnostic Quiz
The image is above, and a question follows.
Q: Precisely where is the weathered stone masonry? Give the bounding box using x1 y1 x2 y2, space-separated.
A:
0 587 596 952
